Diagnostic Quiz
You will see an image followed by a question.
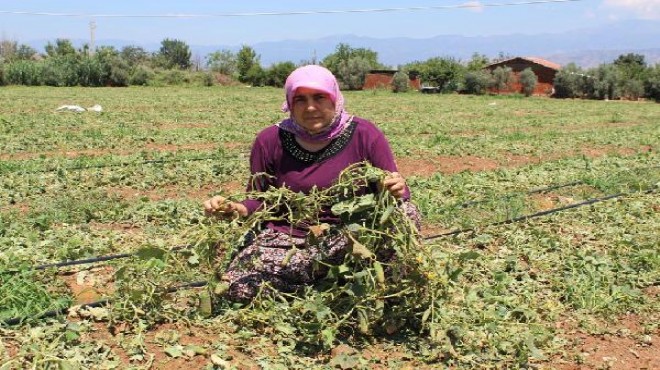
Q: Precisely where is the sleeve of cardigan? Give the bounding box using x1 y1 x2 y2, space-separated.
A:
239 137 271 215
367 126 411 200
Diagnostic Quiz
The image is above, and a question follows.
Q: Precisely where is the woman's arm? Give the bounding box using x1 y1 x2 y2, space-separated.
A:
239 136 274 215
367 127 410 200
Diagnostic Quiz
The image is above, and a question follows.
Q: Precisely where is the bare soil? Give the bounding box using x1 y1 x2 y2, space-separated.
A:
397 145 652 178
106 182 244 202
548 314 659 370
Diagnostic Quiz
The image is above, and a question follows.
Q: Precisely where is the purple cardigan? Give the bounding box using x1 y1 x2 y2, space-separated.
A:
240 117 409 236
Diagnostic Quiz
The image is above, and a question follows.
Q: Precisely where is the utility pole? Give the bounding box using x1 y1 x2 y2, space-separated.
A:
89 20 96 56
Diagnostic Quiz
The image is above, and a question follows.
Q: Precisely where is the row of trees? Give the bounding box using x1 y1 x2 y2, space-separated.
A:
0 38 206 87
1 37 658 101
553 54 660 101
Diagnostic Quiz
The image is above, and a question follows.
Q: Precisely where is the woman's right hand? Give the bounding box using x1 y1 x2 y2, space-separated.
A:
203 196 248 219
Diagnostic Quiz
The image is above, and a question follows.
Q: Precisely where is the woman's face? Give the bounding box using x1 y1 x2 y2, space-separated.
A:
290 87 336 135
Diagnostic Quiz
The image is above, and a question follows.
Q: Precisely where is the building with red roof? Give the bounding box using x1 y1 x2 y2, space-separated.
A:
484 56 561 96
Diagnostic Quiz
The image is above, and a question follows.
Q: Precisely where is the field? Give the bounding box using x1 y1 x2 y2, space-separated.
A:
0 86 658 369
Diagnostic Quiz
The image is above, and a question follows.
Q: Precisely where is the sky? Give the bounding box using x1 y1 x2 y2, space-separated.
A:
0 0 658 48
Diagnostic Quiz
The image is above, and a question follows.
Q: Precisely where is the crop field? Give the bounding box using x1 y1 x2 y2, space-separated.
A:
0 86 658 369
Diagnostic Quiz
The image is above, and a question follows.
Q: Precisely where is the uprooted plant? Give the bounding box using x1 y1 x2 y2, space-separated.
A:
202 162 440 350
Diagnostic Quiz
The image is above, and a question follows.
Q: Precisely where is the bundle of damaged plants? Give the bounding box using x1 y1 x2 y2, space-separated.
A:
200 163 440 350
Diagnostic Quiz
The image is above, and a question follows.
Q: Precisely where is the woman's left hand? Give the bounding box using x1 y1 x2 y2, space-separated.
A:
382 172 406 199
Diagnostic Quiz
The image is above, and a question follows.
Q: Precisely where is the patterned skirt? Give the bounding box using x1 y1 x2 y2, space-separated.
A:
221 202 421 302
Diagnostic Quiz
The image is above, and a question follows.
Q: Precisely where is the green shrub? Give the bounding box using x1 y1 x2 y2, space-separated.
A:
643 64 660 102
463 70 492 95
391 71 410 93
41 56 80 86
519 68 538 97
129 66 153 86
265 61 296 87
491 66 513 93
621 79 644 100
108 59 130 87
4 60 44 85
201 72 215 86
161 69 188 85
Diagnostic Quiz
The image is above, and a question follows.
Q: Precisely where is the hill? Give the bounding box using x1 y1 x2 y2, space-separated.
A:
26 19 660 68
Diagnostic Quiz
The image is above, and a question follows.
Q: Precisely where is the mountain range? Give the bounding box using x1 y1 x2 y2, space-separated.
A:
28 19 660 68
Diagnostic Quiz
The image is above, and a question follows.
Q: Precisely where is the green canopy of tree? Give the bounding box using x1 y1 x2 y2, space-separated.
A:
236 45 260 84
156 38 192 70
322 43 385 90
206 49 238 76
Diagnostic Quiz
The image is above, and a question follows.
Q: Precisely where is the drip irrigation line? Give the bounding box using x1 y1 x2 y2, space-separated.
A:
455 180 582 209
1 299 111 327
423 189 655 241
452 165 659 209
1 245 191 275
1 281 207 327
4 187 653 276
33 253 133 271
3 188 654 325
7 155 245 175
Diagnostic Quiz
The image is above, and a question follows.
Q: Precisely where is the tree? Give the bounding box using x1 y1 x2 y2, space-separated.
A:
405 57 465 93
391 71 410 93
589 64 621 100
265 61 297 87
322 43 384 89
44 39 77 58
491 66 513 93
236 45 260 83
463 70 492 95
245 64 267 86
613 53 646 79
120 45 150 66
156 38 191 70
336 57 372 90
206 49 238 76
519 68 538 97
466 53 490 71
15 44 37 60
613 53 647 99
322 43 382 73
0 39 17 62
643 63 660 102
553 63 586 98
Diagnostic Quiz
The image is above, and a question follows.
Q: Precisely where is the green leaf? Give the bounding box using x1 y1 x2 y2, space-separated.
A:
164 345 183 358
321 328 335 348
135 246 167 261
329 353 360 370
458 251 480 261
183 345 207 357
187 253 200 266
275 323 295 335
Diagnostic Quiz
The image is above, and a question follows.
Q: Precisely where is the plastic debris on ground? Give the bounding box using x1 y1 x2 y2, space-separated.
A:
55 104 103 113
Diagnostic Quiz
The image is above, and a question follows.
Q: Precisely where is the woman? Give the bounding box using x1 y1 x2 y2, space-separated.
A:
204 65 420 302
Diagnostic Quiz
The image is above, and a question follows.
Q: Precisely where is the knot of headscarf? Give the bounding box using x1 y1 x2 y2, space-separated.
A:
277 65 352 142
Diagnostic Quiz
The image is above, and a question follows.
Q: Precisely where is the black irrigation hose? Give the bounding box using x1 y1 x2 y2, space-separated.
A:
5 188 654 276
1 281 208 327
451 165 659 209
454 180 583 209
1 245 191 275
7 155 245 175
2 188 655 326
423 189 655 241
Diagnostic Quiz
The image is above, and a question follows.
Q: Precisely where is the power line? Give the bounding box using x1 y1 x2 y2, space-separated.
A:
0 1 583 18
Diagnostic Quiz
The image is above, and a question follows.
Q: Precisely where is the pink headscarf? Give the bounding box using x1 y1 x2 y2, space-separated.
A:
278 65 352 142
